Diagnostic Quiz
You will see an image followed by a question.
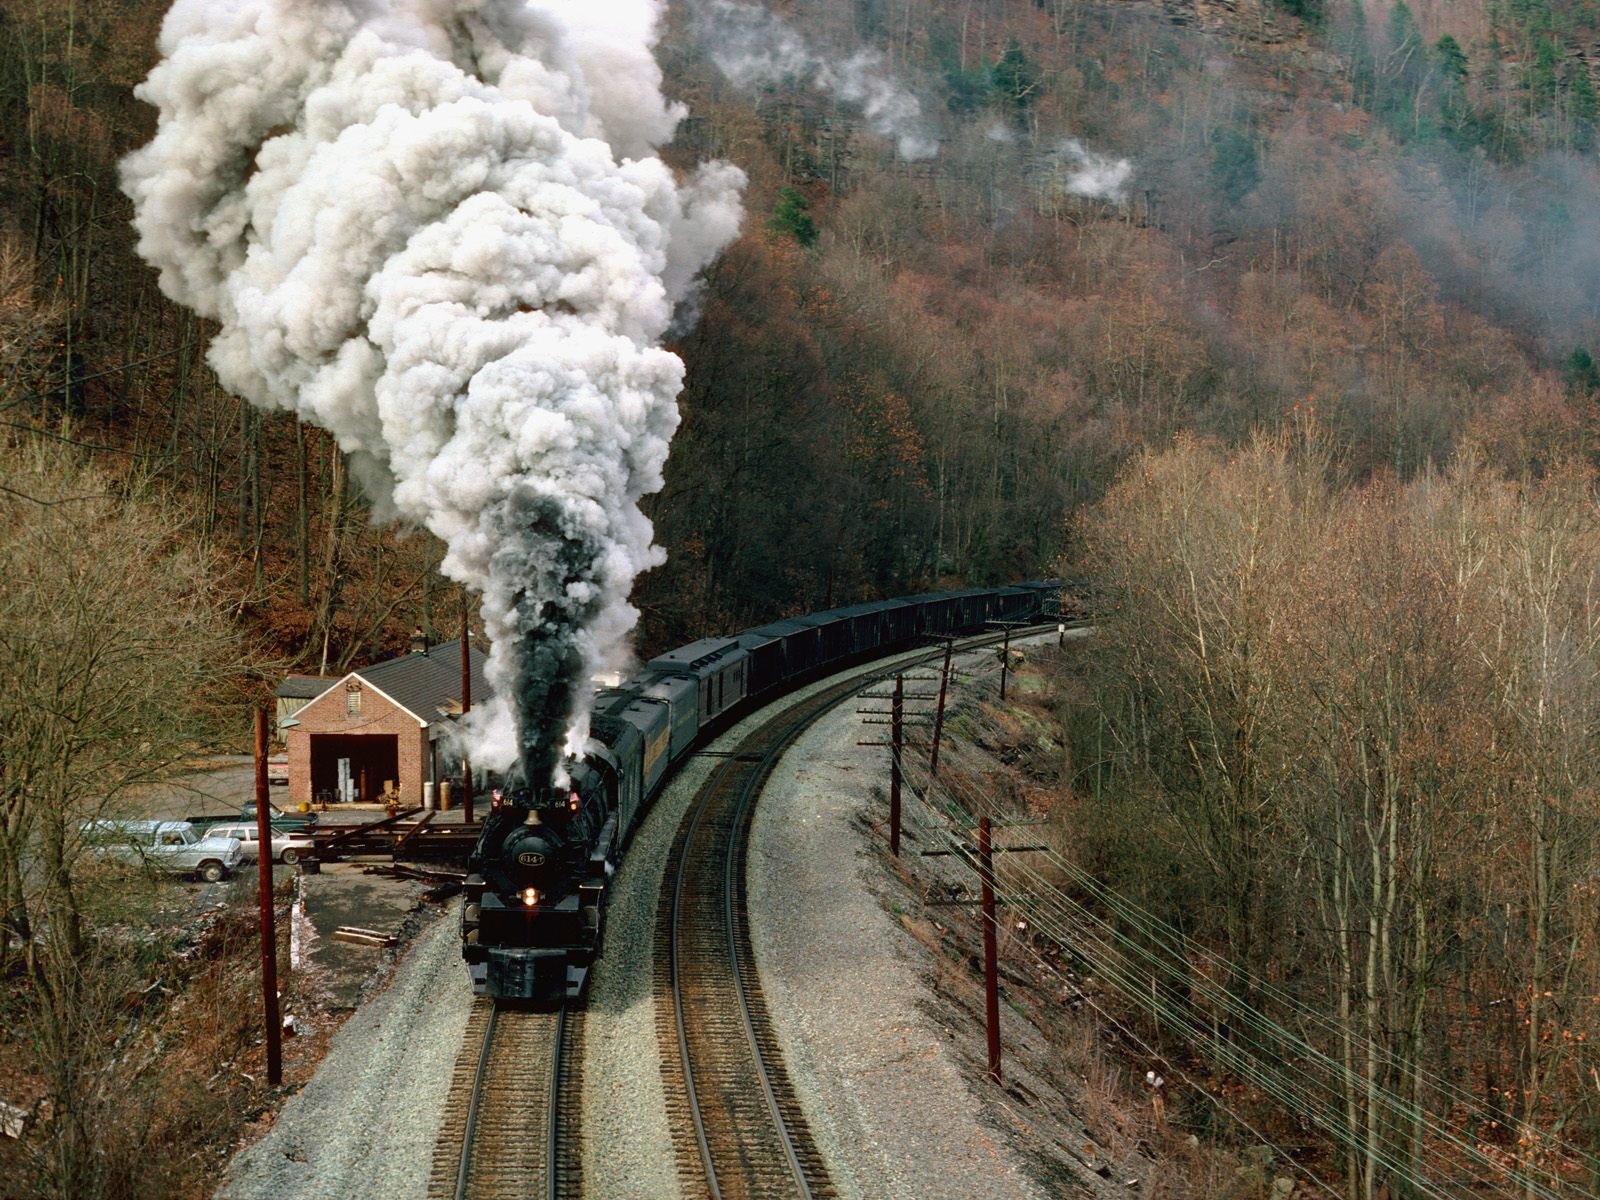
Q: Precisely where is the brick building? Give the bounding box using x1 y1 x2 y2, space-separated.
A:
282 637 489 809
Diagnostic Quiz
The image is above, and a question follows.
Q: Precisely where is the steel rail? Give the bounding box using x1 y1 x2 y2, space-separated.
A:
546 1005 566 1200
454 1003 501 1200
723 700 829 1197
437 1001 570 1200
669 796 723 1199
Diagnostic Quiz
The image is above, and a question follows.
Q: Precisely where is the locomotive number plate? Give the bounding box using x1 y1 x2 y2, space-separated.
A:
516 852 545 866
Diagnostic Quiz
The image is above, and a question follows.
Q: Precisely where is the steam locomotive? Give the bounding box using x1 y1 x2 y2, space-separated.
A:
461 582 1060 1003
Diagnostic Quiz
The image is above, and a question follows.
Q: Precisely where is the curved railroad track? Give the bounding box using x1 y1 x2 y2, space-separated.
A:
428 997 584 1200
654 629 1046 1199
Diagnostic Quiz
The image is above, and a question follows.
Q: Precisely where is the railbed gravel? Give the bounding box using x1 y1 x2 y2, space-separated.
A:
748 639 1126 1200
217 634 1116 1200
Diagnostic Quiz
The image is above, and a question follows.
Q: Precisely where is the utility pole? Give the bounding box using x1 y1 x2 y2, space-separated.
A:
890 675 904 858
461 607 473 824
930 637 953 777
978 816 1000 1085
858 674 935 855
253 707 282 1086
1000 624 1011 701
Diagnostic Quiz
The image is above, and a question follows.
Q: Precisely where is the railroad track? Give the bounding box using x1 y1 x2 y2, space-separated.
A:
428 997 584 1200
654 628 1048 1199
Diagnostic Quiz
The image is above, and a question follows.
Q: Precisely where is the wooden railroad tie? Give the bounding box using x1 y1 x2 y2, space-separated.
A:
332 925 398 948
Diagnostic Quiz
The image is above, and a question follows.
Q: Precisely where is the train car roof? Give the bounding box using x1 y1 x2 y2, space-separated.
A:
788 611 846 629
647 636 745 674
811 598 915 620
734 627 783 650
740 617 818 639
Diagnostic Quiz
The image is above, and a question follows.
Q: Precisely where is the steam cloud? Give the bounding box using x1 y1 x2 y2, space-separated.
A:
1055 138 1134 202
122 0 745 789
696 0 938 161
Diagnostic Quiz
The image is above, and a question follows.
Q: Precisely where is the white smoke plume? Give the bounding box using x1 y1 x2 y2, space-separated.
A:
696 0 938 161
1056 137 1134 202
122 0 745 788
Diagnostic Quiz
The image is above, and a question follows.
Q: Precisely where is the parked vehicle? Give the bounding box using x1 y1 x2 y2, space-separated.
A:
183 801 319 832
239 800 318 831
81 820 244 883
204 822 313 866
267 754 289 786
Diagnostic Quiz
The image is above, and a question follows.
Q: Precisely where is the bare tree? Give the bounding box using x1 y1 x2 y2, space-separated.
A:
0 432 250 1196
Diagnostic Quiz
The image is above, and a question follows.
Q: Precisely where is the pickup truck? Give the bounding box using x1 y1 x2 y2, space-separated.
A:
82 820 244 883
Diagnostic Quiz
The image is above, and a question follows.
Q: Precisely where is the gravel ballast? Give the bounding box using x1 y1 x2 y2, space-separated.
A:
216 905 470 1200
748 692 1051 1198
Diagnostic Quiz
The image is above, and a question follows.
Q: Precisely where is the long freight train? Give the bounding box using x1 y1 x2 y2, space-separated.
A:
461 581 1061 1003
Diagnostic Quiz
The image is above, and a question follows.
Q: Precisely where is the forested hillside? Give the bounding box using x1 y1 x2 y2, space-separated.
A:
7 1 1600 1195
3 0 1599 659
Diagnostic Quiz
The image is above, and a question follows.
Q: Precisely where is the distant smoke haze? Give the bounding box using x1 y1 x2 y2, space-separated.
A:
122 0 744 789
1056 137 1135 202
695 0 939 160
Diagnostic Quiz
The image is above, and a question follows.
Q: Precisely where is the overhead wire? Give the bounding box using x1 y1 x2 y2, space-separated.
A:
910 783 1563 1199
912 798 1492 1199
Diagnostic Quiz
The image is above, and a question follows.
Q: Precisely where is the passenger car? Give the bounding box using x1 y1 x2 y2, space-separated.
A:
238 801 317 831
204 822 313 866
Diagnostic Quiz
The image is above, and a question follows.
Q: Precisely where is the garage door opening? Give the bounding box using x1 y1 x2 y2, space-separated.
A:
309 734 399 803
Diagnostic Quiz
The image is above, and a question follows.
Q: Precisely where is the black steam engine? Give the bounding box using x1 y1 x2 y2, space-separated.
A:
462 762 615 1001
462 581 1061 1004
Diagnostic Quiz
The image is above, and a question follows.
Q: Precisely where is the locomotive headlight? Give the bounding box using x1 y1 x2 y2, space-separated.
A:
521 887 540 908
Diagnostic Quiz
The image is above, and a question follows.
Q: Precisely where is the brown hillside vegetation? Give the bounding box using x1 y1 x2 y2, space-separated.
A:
4 0 1600 1196
1059 423 1600 1194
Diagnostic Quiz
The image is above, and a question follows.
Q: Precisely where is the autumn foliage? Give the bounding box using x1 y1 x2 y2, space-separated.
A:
1062 423 1600 1192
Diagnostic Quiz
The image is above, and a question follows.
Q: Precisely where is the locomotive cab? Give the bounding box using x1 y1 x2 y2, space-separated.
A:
461 758 616 1003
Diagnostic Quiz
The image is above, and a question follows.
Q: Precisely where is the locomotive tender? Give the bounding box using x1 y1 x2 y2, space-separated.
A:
462 582 1060 1003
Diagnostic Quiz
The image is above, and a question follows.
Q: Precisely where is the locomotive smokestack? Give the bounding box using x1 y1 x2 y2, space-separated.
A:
121 0 745 789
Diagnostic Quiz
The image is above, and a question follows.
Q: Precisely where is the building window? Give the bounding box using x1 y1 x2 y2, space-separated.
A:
346 685 361 716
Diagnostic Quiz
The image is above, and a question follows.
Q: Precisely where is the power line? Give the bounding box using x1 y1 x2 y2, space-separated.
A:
889 750 1596 1199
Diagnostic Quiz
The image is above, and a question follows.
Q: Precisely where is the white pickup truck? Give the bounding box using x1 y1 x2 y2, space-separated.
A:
81 820 244 883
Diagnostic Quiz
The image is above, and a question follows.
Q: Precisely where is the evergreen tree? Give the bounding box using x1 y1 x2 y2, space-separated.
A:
1212 127 1261 204
991 38 1039 121
768 187 818 247
1563 347 1600 395
1272 0 1324 25
1434 35 1467 83
1344 2 1377 111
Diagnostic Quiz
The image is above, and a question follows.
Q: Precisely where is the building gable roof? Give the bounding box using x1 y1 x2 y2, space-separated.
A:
274 674 337 700
352 637 491 727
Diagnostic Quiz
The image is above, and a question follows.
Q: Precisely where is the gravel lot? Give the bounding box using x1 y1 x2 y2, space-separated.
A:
216 634 1114 1200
